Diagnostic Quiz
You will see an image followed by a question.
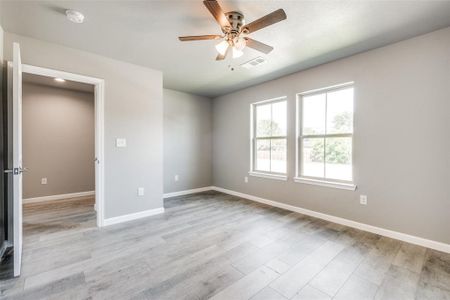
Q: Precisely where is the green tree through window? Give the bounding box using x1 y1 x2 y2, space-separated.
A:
310 112 352 164
257 119 283 137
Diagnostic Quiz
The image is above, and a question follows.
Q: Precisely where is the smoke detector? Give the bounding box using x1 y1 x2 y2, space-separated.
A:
66 9 85 24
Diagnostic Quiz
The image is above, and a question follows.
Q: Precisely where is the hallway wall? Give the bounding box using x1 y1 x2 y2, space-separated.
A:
22 83 95 199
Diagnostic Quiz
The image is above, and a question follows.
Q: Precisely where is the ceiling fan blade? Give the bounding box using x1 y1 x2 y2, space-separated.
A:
203 0 231 29
244 38 273 54
179 35 222 41
216 45 230 61
242 9 287 34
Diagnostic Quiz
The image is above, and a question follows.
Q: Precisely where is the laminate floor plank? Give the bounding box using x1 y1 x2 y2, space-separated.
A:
416 249 450 299
333 274 379 300
392 242 427 274
354 236 403 285
374 265 420 300
209 266 279 300
269 240 347 298
250 286 287 300
293 285 331 300
309 234 376 297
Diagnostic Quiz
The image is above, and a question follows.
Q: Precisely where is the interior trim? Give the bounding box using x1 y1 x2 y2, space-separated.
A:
293 177 356 191
103 207 165 226
248 171 288 181
210 186 450 254
23 191 95 204
163 186 214 198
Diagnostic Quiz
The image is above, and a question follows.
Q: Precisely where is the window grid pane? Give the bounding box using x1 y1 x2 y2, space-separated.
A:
301 137 324 178
256 103 272 138
302 93 326 136
325 137 352 181
255 139 270 172
300 86 354 182
271 138 287 173
326 88 354 135
253 99 287 175
272 101 287 136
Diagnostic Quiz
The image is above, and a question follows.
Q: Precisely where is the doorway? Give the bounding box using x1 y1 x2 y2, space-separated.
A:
5 43 105 277
22 73 96 239
20 65 105 232
21 64 105 231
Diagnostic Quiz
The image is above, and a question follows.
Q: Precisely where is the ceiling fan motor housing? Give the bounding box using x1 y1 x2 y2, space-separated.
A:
225 11 245 33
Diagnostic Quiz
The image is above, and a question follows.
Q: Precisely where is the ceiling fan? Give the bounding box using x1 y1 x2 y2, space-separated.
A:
179 0 287 60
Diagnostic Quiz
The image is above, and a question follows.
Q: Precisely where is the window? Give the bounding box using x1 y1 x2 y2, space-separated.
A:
296 83 355 190
250 97 287 180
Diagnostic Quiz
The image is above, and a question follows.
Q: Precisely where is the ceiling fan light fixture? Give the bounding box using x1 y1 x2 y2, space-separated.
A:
232 47 244 58
215 40 229 55
234 37 246 51
65 9 85 24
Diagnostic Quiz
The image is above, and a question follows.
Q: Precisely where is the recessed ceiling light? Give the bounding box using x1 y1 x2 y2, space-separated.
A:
54 78 66 83
65 9 85 24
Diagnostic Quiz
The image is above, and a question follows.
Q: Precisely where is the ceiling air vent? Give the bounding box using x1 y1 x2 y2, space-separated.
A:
240 56 266 69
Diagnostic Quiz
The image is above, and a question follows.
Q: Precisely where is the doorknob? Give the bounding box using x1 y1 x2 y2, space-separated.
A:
4 167 28 175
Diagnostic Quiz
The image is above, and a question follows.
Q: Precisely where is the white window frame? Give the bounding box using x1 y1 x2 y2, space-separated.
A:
295 82 356 190
250 96 288 181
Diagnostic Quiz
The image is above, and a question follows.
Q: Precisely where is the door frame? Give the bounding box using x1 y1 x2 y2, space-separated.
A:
21 64 106 227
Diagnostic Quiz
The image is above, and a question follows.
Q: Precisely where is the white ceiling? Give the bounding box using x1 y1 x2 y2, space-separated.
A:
23 73 95 93
2 1 450 97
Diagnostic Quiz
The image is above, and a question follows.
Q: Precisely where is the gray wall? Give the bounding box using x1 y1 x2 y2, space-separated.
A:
4 32 163 219
163 89 212 193
213 27 450 244
22 83 94 199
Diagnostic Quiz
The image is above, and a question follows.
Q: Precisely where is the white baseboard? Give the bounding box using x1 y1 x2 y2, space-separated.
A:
103 207 165 226
210 186 450 254
163 186 214 199
23 191 95 204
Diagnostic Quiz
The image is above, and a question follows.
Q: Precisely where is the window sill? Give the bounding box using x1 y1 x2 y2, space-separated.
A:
293 177 356 191
249 171 288 181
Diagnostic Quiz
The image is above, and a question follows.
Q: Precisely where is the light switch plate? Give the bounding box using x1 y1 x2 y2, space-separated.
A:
138 187 145 196
41 178 47 185
244 176 248 183
174 175 179 182
116 138 127 147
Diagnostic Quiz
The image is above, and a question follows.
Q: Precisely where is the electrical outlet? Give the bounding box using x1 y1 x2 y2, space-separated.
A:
174 175 179 182
41 178 47 185
244 176 248 183
360 195 368 205
116 138 127 147
138 187 145 196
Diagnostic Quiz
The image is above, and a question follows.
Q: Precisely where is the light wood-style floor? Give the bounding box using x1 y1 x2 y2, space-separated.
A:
1 191 450 299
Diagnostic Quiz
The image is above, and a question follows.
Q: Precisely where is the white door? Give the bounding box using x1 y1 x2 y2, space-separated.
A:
12 42 23 277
